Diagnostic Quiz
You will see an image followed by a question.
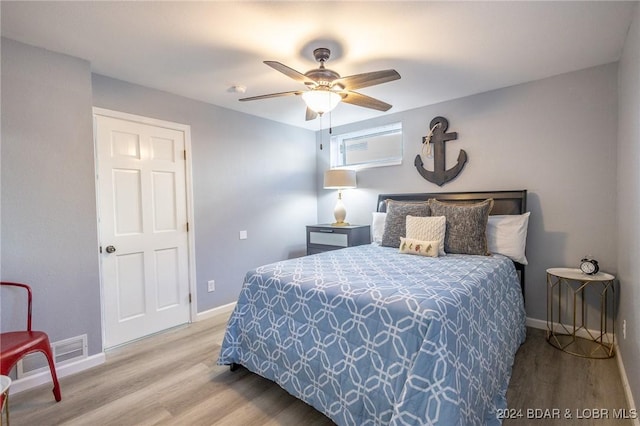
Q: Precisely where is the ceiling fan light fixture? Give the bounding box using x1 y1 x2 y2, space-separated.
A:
302 89 341 115
240 48 400 121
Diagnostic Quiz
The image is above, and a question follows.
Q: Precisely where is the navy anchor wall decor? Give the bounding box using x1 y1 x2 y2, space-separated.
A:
414 116 468 186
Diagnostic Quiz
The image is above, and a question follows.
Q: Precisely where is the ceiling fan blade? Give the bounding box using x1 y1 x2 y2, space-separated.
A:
239 90 303 102
264 61 317 86
305 107 318 121
334 70 400 90
341 91 393 112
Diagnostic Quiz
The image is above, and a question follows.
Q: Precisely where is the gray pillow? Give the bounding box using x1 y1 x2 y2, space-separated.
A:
381 200 430 248
428 198 494 255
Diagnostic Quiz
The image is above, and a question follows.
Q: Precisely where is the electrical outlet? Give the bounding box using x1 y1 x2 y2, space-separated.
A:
622 320 626 340
239 230 248 240
208 280 215 292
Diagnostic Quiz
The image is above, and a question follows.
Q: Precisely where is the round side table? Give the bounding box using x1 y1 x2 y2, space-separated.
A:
546 267 616 359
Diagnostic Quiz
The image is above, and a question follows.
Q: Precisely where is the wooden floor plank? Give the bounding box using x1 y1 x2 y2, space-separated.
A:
505 328 631 426
7 315 631 425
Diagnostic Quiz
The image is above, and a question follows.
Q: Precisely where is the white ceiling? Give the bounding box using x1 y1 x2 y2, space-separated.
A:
2 1 636 130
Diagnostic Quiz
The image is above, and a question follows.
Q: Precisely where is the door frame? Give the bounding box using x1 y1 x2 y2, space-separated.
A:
92 107 198 349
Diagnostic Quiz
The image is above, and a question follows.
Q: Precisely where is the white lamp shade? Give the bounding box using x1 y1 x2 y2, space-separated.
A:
324 169 356 189
302 90 341 114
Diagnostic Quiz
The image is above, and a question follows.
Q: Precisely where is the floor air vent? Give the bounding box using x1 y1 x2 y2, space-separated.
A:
17 334 88 378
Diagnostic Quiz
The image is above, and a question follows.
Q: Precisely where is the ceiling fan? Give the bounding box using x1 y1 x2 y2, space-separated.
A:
239 48 401 121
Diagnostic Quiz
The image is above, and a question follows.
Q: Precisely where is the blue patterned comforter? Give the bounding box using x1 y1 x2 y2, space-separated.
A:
218 244 526 425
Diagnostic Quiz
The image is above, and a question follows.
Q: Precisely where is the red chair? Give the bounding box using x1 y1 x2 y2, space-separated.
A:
0 282 61 402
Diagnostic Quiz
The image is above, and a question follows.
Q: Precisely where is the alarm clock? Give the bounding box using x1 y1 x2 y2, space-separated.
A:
580 257 599 275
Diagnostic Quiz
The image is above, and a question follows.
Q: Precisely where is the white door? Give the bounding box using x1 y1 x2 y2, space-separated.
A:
95 110 192 349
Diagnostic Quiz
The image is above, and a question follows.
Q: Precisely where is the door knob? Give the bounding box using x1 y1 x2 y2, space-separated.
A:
105 245 116 254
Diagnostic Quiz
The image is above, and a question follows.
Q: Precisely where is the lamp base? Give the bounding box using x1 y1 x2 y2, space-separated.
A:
333 191 349 226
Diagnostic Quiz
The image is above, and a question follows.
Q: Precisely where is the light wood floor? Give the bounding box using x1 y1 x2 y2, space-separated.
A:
8 313 631 426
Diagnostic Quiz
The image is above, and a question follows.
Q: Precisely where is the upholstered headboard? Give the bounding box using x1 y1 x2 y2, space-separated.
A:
376 190 528 298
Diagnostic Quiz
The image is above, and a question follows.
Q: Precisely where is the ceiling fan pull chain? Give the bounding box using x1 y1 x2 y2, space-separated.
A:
319 115 324 150
329 111 332 134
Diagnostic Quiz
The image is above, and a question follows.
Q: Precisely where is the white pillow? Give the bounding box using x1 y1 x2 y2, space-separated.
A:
371 212 387 244
405 215 446 255
487 212 530 264
399 237 439 257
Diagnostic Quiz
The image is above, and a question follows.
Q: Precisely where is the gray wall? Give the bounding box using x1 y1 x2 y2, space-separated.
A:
91 75 317 311
1 38 102 354
617 2 640 410
317 63 619 326
1 38 317 359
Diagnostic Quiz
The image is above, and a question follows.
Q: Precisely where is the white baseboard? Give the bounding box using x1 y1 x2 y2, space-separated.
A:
526 316 547 331
526 317 614 343
10 352 105 395
196 301 236 321
615 345 640 426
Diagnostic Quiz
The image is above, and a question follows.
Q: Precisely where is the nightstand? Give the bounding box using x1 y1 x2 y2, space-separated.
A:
306 224 371 255
546 267 616 359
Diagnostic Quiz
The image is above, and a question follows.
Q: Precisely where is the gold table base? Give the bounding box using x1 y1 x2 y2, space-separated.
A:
546 268 615 359
547 331 614 359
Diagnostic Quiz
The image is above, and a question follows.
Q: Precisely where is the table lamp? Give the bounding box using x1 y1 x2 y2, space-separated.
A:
324 169 356 226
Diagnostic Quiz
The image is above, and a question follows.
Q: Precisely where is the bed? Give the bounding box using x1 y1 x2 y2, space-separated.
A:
218 190 528 425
